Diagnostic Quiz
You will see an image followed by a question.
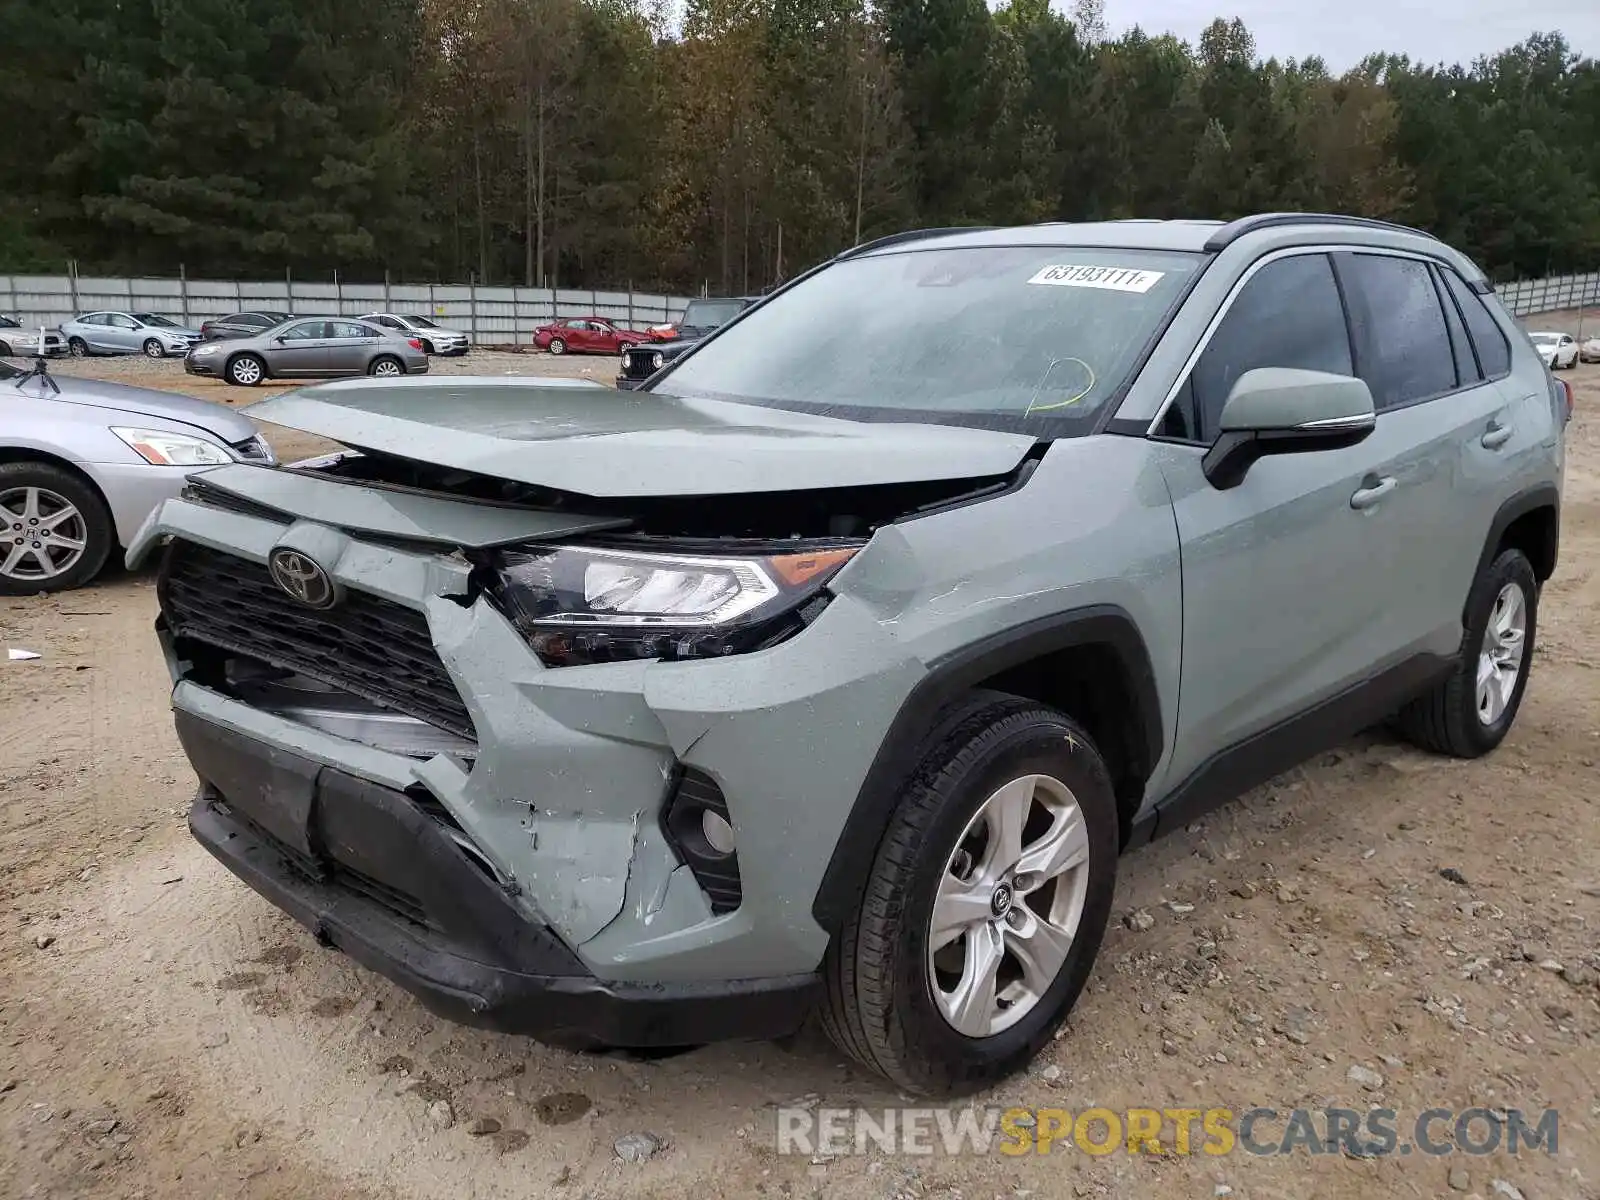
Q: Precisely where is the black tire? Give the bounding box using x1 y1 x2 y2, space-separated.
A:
1396 548 1537 757
143 338 164 358
0 342 12 357
820 691 1119 1096
68 337 89 358
419 339 435 355
548 337 566 355
0 461 115 595
367 355 403 377
226 353 266 386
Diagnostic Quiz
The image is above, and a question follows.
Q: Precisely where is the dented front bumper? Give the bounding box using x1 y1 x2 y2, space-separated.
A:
180 709 819 1044
130 484 926 1003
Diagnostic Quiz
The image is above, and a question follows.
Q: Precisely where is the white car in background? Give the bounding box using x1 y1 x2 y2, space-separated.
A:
359 313 470 356
1529 330 1579 370
1581 335 1600 364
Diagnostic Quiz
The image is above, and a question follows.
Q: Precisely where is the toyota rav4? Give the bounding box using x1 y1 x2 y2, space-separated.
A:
132 214 1565 1095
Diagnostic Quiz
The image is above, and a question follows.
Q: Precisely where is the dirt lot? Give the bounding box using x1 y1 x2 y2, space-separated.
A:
2 352 1598 1200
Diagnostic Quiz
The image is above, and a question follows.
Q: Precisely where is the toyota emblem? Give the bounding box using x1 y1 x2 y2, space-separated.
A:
268 548 336 608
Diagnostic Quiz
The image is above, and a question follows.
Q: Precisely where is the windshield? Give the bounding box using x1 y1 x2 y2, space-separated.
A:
1529 333 1559 345
132 313 181 328
679 299 747 329
657 246 1204 434
405 314 440 329
0 316 17 328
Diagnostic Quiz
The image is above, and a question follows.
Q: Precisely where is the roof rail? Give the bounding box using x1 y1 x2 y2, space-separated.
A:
836 226 994 259
1203 213 1439 252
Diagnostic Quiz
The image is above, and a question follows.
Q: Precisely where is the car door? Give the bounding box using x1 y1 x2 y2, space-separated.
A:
1332 251 1517 664
1559 334 1576 367
266 320 332 376
105 313 142 353
1148 251 1412 789
589 321 620 353
327 321 381 374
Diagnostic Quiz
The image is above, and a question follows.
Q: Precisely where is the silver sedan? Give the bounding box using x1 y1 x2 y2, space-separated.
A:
0 359 272 594
183 317 429 386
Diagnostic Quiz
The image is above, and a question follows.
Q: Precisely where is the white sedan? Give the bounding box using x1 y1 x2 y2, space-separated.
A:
1581 335 1600 364
1529 331 1579 370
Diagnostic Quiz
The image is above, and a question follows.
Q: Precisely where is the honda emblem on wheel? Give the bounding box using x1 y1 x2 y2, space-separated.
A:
268 548 336 608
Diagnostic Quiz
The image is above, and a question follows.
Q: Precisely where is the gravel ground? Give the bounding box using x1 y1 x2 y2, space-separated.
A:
0 355 1597 1200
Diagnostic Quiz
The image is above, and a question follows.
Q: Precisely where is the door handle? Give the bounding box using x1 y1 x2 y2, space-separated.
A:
1350 476 1397 510
1481 422 1512 450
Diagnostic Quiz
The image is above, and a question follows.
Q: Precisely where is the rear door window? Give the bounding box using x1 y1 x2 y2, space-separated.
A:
1438 268 1512 379
1336 254 1456 410
1431 265 1480 386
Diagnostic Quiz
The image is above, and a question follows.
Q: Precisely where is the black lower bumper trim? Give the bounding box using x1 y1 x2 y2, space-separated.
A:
182 717 819 1047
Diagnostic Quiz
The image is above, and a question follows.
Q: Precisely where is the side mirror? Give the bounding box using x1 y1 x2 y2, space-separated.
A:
274 336 288 344
1203 368 1376 490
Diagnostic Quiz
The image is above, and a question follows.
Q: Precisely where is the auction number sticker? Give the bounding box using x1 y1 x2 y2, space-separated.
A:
1028 264 1165 293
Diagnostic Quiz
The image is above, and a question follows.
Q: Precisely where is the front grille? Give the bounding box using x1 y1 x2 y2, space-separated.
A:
161 542 475 739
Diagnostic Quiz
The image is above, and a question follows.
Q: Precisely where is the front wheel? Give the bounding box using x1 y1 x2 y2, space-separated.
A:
368 355 403 377
0 462 115 595
143 338 164 358
419 339 435 355
548 337 566 355
1396 548 1537 757
821 692 1119 1095
68 337 89 358
226 353 265 386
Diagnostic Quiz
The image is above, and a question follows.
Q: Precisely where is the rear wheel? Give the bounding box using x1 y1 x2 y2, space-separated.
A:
0 463 115 595
548 337 566 355
68 337 88 358
226 353 265 386
368 355 403 377
820 692 1119 1095
1396 548 1537 757
143 338 164 358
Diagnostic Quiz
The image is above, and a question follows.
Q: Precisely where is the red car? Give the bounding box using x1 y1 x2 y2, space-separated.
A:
531 317 652 356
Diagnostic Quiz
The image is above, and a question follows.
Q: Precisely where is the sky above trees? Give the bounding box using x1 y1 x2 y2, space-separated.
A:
1116 0 1597 70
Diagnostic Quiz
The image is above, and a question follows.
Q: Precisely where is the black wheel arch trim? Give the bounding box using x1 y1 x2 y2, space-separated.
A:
1476 483 1560 592
810 604 1163 934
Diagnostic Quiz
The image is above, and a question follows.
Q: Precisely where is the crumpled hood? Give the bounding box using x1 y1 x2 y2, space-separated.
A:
244 378 1036 497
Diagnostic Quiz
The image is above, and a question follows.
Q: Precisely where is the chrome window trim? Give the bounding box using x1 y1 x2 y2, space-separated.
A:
1143 243 1457 438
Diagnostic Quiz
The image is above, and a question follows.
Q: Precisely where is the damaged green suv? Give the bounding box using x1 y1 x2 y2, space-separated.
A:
134 215 1565 1095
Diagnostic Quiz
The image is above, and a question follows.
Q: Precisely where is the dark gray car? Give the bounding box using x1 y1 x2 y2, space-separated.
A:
183 318 428 386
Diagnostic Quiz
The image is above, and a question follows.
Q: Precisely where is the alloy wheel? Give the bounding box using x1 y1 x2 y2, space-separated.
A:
0 486 89 583
372 358 402 377
1477 581 1527 724
928 773 1091 1038
230 357 262 385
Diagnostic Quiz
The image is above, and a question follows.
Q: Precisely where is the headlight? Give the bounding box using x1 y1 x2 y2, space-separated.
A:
650 351 664 371
491 542 861 666
110 427 233 466
191 343 222 357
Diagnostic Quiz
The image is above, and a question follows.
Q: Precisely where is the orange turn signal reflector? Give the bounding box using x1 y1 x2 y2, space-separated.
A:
767 547 859 587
